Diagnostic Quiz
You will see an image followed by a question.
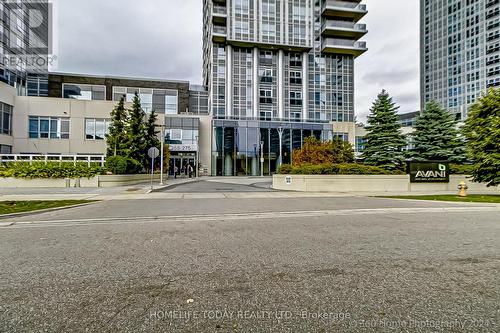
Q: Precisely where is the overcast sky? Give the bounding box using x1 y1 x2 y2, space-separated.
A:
56 0 420 122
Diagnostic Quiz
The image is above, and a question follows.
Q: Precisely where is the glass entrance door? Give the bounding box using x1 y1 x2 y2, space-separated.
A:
169 153 196 178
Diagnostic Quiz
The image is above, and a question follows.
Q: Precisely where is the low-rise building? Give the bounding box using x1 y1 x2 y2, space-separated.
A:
0 73 213 176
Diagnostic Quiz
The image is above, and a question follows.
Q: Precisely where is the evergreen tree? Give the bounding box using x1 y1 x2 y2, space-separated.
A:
126 93 147 167
106 96 128 157
410 101 466 163
462 88 500 187
362 90 407 170
144 109 161 168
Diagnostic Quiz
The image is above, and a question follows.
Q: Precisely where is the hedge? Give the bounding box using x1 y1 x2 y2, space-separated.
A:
105 156 143 175
278 163 405 175
0 162 106 179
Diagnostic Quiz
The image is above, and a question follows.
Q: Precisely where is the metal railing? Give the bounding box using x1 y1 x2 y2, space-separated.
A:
322 20 367 31
0 154 106 167
323 1 367 11
213 115 331 124
213 5 227 15
213 25 227 35
322 38 367 49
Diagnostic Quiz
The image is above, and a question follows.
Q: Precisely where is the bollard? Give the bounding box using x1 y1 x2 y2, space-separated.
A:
74 178 81 188
65 178 71 188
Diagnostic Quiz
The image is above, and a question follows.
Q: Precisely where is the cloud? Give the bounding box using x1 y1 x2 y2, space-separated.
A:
56 0 203 83
362 67 417 86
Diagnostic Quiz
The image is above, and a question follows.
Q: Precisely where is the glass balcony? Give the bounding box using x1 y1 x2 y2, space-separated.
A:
321 20 367 38
321 38 367 57
322 0 367 21
212 5 227 25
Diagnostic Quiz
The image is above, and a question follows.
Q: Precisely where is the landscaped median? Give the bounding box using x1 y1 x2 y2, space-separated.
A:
381 195 500 204
0 200 96 217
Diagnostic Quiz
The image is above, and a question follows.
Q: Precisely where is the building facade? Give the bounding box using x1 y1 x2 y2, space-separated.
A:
0 1 50 95
203 0 367 175
1 1 368 178
0 73 213 176
421 0 500 120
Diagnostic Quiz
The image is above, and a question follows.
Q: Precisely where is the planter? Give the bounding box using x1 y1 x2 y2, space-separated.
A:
0 177 99 188
97 174 161 188
0 174 161 188
273 174 500 193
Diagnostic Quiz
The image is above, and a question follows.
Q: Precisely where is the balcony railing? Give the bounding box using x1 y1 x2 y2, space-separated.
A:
323 1 367 11
322 38 367 57
213 5 227 15
323 38 366 48
213 25 227 35
322 0 367 21
323 20 366 31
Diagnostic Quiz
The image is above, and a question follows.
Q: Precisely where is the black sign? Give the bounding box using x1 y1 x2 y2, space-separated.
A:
408 161 450 183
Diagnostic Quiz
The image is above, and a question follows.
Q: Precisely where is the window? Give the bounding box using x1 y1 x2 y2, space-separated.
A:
113 87 178 114
27 75 48 97
29 116 70 139
290 71 302 84
260 90 273 104
262 1 276 17
290 54 302 67
290 91 302 106
0 103 13 135
259 69 273 83
63 84 106 101
292 5 306 20
85 118 110 140
333 132 349 142
165 93 178 115
262 22 276 37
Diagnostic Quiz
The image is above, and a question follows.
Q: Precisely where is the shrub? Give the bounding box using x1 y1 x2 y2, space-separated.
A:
0 162 105 179
105 156 142 175
278 163 404 175
292 137 354 166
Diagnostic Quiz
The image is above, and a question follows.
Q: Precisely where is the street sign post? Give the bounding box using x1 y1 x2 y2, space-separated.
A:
148 147 160 190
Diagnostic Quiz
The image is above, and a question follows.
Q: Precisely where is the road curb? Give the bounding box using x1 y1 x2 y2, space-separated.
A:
149 179 201 193
0 202 99 221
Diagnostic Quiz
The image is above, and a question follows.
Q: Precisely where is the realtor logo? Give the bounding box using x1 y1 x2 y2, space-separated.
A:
2 0 55 71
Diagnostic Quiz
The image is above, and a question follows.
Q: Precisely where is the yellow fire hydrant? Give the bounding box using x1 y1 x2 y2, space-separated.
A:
458 181 468 197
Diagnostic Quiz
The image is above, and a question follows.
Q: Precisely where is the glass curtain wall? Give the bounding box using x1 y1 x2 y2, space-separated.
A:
212 122 323 176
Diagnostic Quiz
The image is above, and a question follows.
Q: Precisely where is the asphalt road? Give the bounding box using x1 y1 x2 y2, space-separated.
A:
0 181 499 332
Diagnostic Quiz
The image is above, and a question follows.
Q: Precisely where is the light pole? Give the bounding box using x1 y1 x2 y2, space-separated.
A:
277 127 283 169
155 124 166 185
160 125 165 185
195 135 199 178
260 140 264 177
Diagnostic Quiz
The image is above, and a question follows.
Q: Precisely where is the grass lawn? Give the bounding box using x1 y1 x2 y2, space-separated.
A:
383 195 500 204
0 200 94 216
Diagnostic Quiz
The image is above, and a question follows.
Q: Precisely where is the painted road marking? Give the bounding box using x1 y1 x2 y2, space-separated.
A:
2 206 499 229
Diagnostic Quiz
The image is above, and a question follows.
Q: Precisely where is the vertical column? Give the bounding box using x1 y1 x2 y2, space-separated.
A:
284 0 289 44
226 44 233 117
254 0 259 43
280 0 285 45
278 49 285 120
253 47 259 118
302 52 308 121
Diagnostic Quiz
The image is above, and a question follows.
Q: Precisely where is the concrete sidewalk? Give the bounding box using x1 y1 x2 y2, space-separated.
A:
0 177 198 201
